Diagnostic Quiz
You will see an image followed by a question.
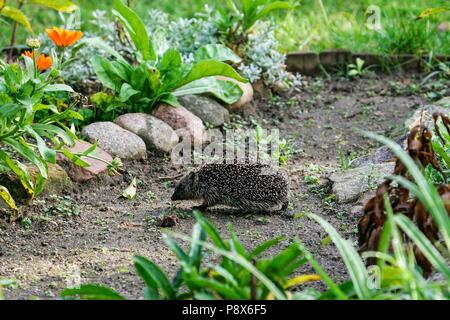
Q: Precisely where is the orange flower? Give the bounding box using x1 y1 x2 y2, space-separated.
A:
45 27 83 48
22 50 53 72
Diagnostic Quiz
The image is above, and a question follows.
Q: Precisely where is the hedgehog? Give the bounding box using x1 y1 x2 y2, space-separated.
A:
171 163 289 212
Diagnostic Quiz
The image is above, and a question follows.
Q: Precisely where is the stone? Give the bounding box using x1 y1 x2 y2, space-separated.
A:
329 162 395 203
152 104 206 144
115 113 179 153
82 122 147 160
216 76 253 111
178 95 230 127
56 140 113 183
286 52 320 75
0 163 72 202
351 134 408 167
405 105 450 131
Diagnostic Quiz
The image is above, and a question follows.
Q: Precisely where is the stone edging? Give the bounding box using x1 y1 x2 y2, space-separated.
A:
286 49 450 75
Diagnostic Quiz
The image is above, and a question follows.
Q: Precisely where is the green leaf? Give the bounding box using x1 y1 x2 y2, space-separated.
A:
27 0 78 12
92 56 120 91
43 84 74 93
394 214 450 279
179 60 247 87
0 150 36 197
134 255 175 299
194 44 241 63
189 223 206 268
3 137 48 179
61 148 90 168
0 185 19 219
61 285 126 300
307 213 371 299
0 6 32 32
23 125 56 164
158 49 182 71
162 234 189 262
249 236 284 259
193 210 227 250
174 78 243 105
113 0 155 62
119 83 140 102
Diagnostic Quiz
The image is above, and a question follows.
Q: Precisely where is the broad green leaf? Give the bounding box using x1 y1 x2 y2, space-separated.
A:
174 78 243 105
158 49 182 71
178 60 247 88
194 44 241 63
3 137 48 179
119 83 140 102
27 0 78 12
92 56 120 91
134 255 175 299
0 6 32 32
113 0 155 62
24 125 56 163
61 285 126 300
0 185 19 220
0 150 35 198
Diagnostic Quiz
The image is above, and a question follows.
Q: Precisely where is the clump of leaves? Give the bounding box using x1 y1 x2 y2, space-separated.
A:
92 0 247 114
43 195 80 217
61 210 320 300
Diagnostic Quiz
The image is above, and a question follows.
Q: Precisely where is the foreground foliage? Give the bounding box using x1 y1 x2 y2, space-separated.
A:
90 0 247 117
61 132 450 300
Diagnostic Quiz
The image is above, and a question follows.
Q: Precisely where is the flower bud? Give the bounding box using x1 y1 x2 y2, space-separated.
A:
26 37 41 49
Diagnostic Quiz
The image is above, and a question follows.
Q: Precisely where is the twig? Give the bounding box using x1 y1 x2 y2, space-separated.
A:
158 174 184 180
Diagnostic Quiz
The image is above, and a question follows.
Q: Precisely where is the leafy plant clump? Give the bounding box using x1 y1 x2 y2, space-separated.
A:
90 0 247 117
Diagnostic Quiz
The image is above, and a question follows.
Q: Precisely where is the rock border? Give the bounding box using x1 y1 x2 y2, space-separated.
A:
286 50 450 75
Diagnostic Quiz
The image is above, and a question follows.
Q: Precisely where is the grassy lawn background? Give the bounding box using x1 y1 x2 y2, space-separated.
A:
1 0 450 55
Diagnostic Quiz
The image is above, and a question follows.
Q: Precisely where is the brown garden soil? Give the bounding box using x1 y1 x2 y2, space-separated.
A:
0 72 435 299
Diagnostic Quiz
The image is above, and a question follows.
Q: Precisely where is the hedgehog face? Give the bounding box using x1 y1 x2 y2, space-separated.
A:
171 172 198 201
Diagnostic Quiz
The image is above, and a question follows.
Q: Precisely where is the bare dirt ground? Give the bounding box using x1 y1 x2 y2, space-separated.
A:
0 72 431 299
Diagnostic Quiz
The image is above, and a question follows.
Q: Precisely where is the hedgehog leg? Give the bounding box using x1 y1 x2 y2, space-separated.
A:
281 200 289 211
193 198 217 211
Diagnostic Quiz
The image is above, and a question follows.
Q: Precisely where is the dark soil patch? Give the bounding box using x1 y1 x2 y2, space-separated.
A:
0 72 431 299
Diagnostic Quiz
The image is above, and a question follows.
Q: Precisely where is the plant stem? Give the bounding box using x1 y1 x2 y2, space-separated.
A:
8 0 25 63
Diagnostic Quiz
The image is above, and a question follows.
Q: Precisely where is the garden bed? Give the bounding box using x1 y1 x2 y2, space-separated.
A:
0 71 433 299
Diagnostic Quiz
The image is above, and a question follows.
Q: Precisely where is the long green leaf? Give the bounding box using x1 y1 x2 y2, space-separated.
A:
113 0 155 61
61 285 126 300
308 213 371 299
394 214 450 278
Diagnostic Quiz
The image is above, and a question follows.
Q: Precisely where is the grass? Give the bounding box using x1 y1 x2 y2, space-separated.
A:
277 0 450 55
1 0 450 56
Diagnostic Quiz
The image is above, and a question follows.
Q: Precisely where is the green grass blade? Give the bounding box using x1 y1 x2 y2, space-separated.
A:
308 213 371 299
